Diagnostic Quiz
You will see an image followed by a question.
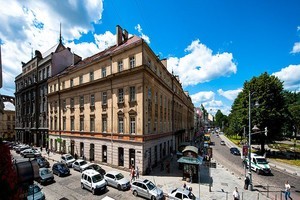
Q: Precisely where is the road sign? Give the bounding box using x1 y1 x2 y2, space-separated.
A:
243 145 248 156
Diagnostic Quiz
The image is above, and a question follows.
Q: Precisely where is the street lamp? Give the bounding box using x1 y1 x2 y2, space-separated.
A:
248 91 259 191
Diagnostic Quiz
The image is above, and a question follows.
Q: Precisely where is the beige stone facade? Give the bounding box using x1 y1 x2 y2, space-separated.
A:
47 26 194 174
0 109 15 140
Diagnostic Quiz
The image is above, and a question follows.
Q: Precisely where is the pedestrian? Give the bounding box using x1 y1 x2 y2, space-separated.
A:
285 181 293 200
232 187 240 200
135 166 139 179
183 182 187 190
47 149 50 157
40 146 43 152
244 176 250 190
130 165 135 182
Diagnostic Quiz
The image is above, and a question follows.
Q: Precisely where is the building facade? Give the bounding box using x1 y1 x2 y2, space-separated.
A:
15 41 80 147
47 25 194 174
0 108 15 141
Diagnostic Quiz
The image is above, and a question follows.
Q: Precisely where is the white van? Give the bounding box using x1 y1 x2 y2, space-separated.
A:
245 153 271 175
81 169 107 194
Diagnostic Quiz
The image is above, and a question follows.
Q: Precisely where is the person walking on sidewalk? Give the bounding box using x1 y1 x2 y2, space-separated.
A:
232 187 240 200
285 181 293 200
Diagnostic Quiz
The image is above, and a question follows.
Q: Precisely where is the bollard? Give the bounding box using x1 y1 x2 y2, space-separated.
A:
257 193 259 200
267 184 269 198
226 191 228 200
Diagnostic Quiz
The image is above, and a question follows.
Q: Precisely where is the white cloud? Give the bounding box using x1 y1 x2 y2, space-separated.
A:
0 0 104 96
167 39 237 87
218 88 242 101
291 42 300 54
273 64 300 91
4 102 15 111
135 24 150 44
190 91 215 105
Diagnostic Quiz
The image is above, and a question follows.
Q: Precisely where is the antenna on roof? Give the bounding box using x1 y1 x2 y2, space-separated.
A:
59 22 62 44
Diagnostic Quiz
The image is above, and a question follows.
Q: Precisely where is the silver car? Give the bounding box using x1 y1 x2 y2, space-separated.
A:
131 179 164 200
60 154 75 167
168 188 199 200
104 171 130 190
72 159 90 172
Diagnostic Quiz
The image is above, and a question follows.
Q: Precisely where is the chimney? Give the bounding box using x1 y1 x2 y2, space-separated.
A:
116 25 123 46
123 29 128 42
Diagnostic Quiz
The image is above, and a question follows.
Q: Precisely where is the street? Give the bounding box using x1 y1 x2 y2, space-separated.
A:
211 134 300 200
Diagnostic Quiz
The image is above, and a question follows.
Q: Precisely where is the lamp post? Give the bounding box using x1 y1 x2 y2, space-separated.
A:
248 91 253 191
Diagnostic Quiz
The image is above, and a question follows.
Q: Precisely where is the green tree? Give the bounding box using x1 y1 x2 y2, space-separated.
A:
215 110 228 130
228 72 286 155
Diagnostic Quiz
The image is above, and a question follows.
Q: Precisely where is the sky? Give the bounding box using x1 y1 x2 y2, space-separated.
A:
0 0 300 114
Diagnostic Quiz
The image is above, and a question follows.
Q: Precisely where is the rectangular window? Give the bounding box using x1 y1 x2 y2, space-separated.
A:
102 92 107 105
63 117 66 130
102 67 106 77
129 56 135 68
62 81 65 89
63 99 66 110
50 118 53 130
118 88 124 103
54 117 57 130
70 79 74 87
118 60 123 72
71 116 75 131
130 86 136 102
46 66 50 77
79 75 83 84
130 117 136 134
118 117 124 133
90 71 94 81
90 116 95 132
90 94 95 107
102 117 107 132
80 96 84 108
80 116 84 131
70 98 74 108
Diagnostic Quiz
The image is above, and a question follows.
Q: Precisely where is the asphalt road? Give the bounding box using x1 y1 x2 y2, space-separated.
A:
211 134 300 200
12 152 138 200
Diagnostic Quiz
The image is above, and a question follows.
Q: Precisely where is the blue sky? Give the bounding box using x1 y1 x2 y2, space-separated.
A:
0 0 300 114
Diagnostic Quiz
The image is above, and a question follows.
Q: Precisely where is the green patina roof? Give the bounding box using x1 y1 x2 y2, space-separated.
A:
177 156 203 165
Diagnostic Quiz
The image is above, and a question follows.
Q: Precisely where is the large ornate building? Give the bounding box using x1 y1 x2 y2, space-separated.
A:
47 25 194 174
15 37 81 147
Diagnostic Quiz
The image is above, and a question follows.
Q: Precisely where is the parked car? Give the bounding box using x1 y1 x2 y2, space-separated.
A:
81 169 107 195
104 171 130 190
16 145 30 154
27 184 45 200
167 188 199 200
230 147 241 155
52 162 70 177
38 168 54 185
220 140 225 145
21 149 41 158
72 159 90 172
83 163 106 175
60 154 75 167
35 156 50 168
131 179 164 200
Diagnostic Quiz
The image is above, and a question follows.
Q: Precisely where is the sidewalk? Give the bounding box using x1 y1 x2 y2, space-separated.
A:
219 135 300 177
43 148 270 200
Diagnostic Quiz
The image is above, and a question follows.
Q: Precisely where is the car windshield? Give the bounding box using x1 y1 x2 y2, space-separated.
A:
58 164 67 169
256 158 268 164
92 174 103 183
92 165 100 170
66 155 74 161
115 173 124 180
28 185 41 195
146 181 156 190
41 169 50 175
79 161 87 165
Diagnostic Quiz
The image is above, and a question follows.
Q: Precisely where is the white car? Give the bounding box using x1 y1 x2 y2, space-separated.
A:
168 188 199 200
60 154 75 167
21 149 41 158
104 171 130 190
81 169 107 195
72 159 90 172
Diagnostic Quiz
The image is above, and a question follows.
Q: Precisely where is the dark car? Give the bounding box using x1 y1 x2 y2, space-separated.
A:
83 163 106 175
39 168 54 185
35 156 50 168
230 147 241 155
52 163 70 177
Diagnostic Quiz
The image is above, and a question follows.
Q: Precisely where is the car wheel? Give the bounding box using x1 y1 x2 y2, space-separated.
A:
117 184 121 190
133 190 138 197
256 169 260 174
151 195 156 200
81 183 84 189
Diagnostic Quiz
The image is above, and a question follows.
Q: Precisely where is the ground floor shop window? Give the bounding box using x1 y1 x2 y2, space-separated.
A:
118 147 124 166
